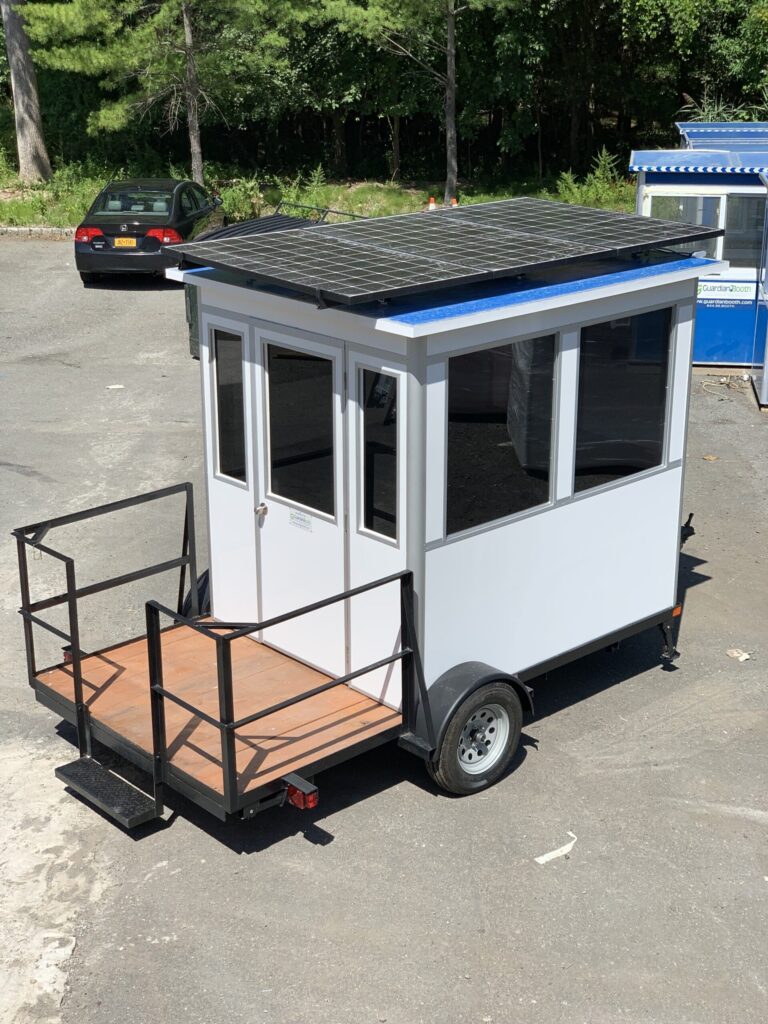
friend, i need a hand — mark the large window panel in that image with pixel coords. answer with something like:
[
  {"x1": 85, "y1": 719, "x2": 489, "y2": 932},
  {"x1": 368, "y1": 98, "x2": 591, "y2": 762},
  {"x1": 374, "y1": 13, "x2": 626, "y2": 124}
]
[
  {"x1": 267, "y1": 344, "x2": 334, "y2": 516},
  {"x1": 213, "y1": 329, "x2": 246, "y2": 482},
  {"x1": 447, "y1": 336, "x2": 556, "y2": 535},
  {"x1": 361, "y1": 370, "x2": 398, "y2": 539},
  {"x1": 574, "y1": 308, "x2": 672, "y2": 493},
  {"x1": 722, "y1": 195, "x2": 766, "y2": 268},
  {"x1": 649, "y1": 195, "x2": 721, "y2": 258}
]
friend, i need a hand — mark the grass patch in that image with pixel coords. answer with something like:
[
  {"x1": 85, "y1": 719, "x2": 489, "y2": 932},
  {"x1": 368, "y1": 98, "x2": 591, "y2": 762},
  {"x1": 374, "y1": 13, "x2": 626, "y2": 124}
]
[{"x1": 0, "y1": 149, "x2": 636, "y2": 227}]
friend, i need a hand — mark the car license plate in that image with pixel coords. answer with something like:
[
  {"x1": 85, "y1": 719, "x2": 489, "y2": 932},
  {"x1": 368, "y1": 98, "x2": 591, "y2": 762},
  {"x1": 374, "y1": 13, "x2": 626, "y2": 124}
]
[{"x1": 114, "y1": 236, "x2": 137, "y2": 248}]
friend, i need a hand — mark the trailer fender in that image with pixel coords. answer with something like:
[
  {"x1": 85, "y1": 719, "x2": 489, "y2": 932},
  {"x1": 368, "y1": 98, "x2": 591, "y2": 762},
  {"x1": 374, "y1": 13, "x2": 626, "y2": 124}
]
[{"x1": 420, "y1": 662, "x2": 534, "y2": 761}]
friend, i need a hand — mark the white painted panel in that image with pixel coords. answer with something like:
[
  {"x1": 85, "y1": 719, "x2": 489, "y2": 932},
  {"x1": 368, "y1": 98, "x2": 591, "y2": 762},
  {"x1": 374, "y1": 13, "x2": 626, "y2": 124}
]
[
  {"x1": 256, "y1": 332, "x2": 346, "y2": 677},
  {"x1": 555, "y1": 330, "x2": 579, "y2": 500},
  {"x1": 424, "y1": 360, "x2": 446, "y2": 543},
  {"x1": 423, "y1": 467, "x2": 683, "y2": 683},
  {"x1": 668, "y1": 300, "x2": 695, "y2": 464},
  {"x1": 347, "y1": 353, "x2": 408, "y2": 709},
  {"x1": 200, "y1": 315, "x2": 259, "y2": 623}
]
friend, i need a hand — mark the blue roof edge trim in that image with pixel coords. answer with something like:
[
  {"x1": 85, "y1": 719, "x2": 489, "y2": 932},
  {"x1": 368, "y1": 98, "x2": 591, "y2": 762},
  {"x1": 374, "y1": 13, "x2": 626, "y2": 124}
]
[
  {"x1": 383, "y1": 257, "x2": 716, "y2": 326},
  {"x1": 630, "y1": 163, "x2": 768, "y2": 174}
]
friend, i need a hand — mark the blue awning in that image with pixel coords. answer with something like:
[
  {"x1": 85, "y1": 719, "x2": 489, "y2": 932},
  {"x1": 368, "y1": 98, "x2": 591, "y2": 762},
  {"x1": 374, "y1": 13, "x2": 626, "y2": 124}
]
[
  {"x1": 630, "y1": 149, "x2": 768, "y2": 175},
  {"x1": 676, "y1": 122, "x2": 768, "y2": 151}
]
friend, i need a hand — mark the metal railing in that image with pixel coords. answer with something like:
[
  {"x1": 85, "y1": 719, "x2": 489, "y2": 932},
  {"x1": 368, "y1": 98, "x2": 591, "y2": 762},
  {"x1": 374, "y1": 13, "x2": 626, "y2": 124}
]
[
  {"x1": 13, "y1": 482, "x2": 198, "y2": 759},
  {"x1": 145, "y1": 569, "x2": 433, "y2": 816}
]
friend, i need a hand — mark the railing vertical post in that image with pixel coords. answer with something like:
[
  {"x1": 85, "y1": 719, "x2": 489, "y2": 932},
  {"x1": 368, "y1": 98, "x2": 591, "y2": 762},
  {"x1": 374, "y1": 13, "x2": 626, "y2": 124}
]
[
  {"x1": 145, "y1": 602, "x2": 167, "y2": 817},
  {"x1": 400, "y1": 572, "x2": 417, "y2": 734},
  {"x1": 176, "y1": 512, "x2": 189, "y2": 616},
  {"x1": 64, "y1": 558, "x2": 90, "y2": 758},
  {"x1": 216, "y1": 636, "x2": 237, "y2": 814},
  {"x1": 400, "y1": 571, "x2": 436, "y2": 749},
  {"x1": 186, "y1": 484, "x2": 200, "y2": 617},
  {"x1": 15, "y1": 535, "x2": 37, "y2": 687}
]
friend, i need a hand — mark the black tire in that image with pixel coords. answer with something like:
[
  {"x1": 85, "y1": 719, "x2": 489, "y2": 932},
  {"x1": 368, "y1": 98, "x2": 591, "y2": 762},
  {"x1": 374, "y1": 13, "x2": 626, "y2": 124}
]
[
  {"x1": 182, "y1": 569, "x2": 211, "y2": 617},
  {"x1": 427, "y1": 682, "x2": 522, "y2": 795},
  {"x1": 79, "y1": 271, "x2": 98, "y2": 285}
]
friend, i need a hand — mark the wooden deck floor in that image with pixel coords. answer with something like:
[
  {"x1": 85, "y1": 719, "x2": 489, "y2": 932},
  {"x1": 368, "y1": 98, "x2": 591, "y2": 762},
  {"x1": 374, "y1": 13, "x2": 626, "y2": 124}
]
[{"x1": 36, "y1": 626, "x2": 401, "y2": 798}]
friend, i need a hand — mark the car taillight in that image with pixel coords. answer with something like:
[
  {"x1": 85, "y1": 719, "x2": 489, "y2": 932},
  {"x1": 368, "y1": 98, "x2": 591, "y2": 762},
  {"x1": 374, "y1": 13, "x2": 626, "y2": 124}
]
[
  {"x1": 146, "y1": 227, "x2": 183, "y2": 244},
  {"x1": 75, "y1": 226, "x2": 104, "y2": 243}
]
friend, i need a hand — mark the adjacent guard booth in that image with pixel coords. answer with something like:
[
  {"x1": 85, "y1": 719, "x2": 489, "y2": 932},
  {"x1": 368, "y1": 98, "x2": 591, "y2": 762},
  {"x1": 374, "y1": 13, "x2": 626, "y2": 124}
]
[
  {"x1": 14, "y1": 198, "x2": 723, "y2": 830},
  {"x1": 631, "y1": 121, "x2": 768, "y2": 404}
]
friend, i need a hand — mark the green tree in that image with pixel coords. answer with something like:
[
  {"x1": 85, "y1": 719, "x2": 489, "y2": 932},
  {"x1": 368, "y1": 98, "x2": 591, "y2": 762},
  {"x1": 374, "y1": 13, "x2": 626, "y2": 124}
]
[
  {"x1": 327, "y1": 0, "x2": 511, "y2": 203},
  {"x1": 24, "y1": 0, "x2": 300, "y2": 183}
]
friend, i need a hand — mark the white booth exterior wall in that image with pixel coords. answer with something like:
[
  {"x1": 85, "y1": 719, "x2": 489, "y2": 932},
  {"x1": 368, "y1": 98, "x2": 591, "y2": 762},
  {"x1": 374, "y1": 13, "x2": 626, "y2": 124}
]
[
  {"x1": 189, "y1": 270, "x2": 697, "y2": 705},
  {"x1": 420, "y1": 282, "x2": 697, "y2": 684}
]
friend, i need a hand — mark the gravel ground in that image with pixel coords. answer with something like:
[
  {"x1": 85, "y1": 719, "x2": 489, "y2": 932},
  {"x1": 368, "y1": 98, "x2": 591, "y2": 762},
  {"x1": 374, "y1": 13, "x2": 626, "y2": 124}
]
[{"x1": 1, "y1": 239, "x2": 766, "y2": 1024}]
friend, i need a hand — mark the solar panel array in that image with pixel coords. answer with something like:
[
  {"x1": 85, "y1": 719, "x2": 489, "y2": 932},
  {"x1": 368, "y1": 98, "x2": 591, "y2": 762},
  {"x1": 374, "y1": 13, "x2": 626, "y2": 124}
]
[{"x1": 169, "y1": 197, "x2": 720, "y2": 305}]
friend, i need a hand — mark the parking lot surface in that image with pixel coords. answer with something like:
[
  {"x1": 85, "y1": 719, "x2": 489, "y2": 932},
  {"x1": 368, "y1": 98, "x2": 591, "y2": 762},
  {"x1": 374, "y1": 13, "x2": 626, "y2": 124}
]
[{"x1": 1, "y1": 239, "x2": 766, "y2": 1024}]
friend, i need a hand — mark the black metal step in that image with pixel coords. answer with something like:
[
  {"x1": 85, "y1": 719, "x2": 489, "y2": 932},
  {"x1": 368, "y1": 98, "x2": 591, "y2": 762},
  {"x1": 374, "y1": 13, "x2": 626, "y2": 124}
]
[
  {"x1": 398, "y1": 732, "x2": 434, "y2": 760},
  {"x1": 55, "y1": 757, "x2": 158, "y2": 829}
]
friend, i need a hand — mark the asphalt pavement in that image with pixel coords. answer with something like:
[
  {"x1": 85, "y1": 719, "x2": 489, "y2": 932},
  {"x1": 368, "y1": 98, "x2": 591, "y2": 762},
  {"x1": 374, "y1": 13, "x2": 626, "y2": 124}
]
[{"x1": 0, "y1": 239, "x2": 766, "y2": 1024}]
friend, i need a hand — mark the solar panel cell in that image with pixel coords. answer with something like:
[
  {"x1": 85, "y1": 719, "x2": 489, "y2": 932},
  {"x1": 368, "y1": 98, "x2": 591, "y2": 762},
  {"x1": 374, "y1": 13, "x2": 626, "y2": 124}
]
[{"x1": 168, "y1": 197, "x2": 720, "y2": 305}]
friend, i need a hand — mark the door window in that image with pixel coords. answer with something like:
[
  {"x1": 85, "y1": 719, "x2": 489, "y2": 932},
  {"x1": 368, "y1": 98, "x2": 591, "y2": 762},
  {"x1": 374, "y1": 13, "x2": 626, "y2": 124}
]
[
  {"x1": 180, "y1": 189, "x2": 199, "y2": 216},
  {"x1": 191, "y1": 184, "x2": 211, "y2": 209},
  {"x1": 213, "y1": 329, "x2": 246, "y2": 482},
  {"x1": 361, "y1": 370, "x2": 397, "y2": 539},
  {"x1": 267, "y1": 344, "x2": 334, "y2": 515}
]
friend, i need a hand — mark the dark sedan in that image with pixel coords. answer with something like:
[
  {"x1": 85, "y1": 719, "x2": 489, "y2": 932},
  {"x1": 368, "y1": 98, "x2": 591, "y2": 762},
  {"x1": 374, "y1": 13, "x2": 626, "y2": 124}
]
[{"x1": 74, "y1": 178, "x2": 224, "y2": 284}]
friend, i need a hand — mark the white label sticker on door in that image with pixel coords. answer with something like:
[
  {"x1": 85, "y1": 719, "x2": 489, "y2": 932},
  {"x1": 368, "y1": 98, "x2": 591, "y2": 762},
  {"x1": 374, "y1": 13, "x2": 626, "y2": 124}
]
[{"x1": 288, "y1": 508, "x2": 313, "y2": 532}]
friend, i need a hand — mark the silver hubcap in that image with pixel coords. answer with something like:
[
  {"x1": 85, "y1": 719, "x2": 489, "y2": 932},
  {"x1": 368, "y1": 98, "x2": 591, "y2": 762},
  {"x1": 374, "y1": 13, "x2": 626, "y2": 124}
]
[{"x1": 457, "y1": 703, "x2": 510, "y2": 775}]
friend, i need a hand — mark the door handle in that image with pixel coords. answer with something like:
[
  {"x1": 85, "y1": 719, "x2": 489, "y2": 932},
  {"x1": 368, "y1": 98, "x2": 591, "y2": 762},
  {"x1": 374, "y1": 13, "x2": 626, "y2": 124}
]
[{"x1": 255, "y1": 503, "x2": 269, "y2": 518}]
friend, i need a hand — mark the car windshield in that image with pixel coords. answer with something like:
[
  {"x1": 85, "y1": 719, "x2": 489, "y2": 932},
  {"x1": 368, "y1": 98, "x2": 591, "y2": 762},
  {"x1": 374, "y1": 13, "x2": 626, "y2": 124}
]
[{"x1": 92, "y1": 189, "x2": 174, "y2": 216}]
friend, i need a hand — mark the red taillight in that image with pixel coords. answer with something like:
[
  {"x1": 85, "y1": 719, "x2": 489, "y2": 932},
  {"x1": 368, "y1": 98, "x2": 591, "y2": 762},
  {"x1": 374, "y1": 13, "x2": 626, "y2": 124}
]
[
  {"x1": 286, "y1": 784, "x2": 319, "y2": 811},
  {"x1": 75, "y1": 225, "x2": 104, "y2": 243},
  {"x1": 146, "y1": 227, "x2": 183, "y2": 245}
]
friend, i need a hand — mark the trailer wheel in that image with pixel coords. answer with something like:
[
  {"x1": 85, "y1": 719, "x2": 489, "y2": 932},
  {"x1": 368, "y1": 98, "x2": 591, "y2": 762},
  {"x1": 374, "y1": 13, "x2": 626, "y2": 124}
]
[{"x1": 427, "y1": 682, "x2": 522, "y2": 795}]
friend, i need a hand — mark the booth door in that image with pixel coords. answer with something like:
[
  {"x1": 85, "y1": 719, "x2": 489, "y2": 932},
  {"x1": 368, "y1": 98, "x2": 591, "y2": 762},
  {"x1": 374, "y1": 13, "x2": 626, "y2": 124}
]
[
  {"x1": 201, "y1": 317, "x2": 259, "y2": 622},
  {"x1": 254, "y1": 334, "x2": 346, "y2": 676}
]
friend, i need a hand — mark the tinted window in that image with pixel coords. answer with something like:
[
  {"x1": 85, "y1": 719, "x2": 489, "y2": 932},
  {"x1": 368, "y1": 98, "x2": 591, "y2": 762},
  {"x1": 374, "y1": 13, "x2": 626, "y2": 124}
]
[
  {"x1": 447, "y1": 337, "x2": 555, "y2": 535},
  {"x1": 192, "y1": 184, "x2": 210, "y2": 207},
  {"x1": 213, "y1": 330, "x2": 246, "y2": 482},
  {"x1": 362, "y1": 370, "x2": 397, "y2": 539},
  {"x1": 92, "y1": 189, "x2": 173, "y2": 215},
  {"x1": 180, "y1": 189, "x2": 199, "y2": 216},
  {"x1": 649, "y1": 195, "x2": 720, "y2": 258},
  {"x1": 268, "y1": 345, "x2": 334, "y2": 515},
  {"x1": 574, "y1": 309, "x2": 672, "y2": 493},
  {"x1": 723, "y1": 195, "x2": 765, "y2": 268}
]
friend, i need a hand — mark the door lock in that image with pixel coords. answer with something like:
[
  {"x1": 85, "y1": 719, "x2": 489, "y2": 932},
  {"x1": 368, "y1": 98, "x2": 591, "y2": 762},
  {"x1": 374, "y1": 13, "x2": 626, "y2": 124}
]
[{"x1": 255, "y1": 503, "x2": 269, "y2": 518}]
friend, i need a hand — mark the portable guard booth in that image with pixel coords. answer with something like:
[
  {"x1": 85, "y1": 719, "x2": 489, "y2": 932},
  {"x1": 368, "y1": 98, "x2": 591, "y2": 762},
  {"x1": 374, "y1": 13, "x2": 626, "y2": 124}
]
[
  {"x1": 15, "y1": 198, "x2": 723, "y2": 829},
  {"x1": 631, "y1": 122, "x2": 768, "y2": 392}
]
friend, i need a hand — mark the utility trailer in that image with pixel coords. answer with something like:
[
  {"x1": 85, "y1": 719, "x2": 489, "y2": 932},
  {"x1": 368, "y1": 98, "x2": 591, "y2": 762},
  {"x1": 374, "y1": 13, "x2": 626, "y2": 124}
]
[{"x1": 15, "y1": 198, "x2": 722, "y2": 830}]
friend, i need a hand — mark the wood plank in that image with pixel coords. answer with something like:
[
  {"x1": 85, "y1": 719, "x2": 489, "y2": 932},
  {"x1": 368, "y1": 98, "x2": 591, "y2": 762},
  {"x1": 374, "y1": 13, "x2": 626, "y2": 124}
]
[{"x1": 37, "y1": 625, "x2": 400, "y2": 799}]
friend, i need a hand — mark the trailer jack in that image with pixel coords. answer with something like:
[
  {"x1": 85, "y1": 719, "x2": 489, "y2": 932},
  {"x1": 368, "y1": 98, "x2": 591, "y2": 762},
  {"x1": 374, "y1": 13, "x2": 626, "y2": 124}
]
[{"x1": 659, "y1": 616, "x2": 681, "y2": 665}]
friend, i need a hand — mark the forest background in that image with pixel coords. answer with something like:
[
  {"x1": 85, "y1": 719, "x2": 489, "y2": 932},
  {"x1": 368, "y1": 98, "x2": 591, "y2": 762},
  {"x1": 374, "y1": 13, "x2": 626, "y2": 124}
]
[{"x1": 2, "y1": 0, "x2": 768, "y2": 225}]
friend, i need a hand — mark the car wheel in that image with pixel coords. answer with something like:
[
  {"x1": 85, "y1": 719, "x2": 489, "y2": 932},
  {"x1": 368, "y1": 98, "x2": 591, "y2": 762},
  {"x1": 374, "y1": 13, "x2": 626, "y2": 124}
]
[
  {"x1": 426, "y1": 682, "x2": 522, "y2": 795},
  {"x1": 79, "y1": 271, "x2": 98, "y2": 285}
]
